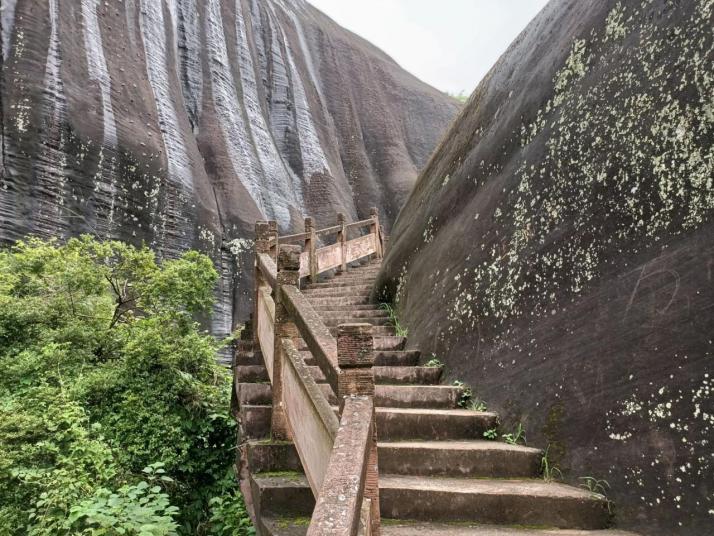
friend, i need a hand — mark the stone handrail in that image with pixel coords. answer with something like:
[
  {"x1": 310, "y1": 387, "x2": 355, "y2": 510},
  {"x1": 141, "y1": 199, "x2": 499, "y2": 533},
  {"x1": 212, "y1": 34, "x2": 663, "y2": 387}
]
[{"x1": 250, "y1": 212, "x2": 383, "y2": 535}]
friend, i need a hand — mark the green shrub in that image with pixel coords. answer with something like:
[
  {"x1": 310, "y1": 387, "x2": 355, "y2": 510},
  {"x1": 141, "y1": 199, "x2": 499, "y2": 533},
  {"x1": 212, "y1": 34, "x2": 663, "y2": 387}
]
[{"x1": 0, "y1": 236, "x2": 251, "y2": 535}]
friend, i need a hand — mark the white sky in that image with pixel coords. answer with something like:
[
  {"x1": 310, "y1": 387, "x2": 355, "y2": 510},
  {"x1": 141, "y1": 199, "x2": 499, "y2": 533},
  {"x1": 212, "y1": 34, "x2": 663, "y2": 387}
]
[{"x1": 308, "y1": 0, "x2": 550, "y2": 95}]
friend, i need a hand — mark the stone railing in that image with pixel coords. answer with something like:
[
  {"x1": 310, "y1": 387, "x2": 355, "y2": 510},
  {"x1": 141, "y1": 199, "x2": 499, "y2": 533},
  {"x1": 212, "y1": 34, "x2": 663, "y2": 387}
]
[{"x1": 252, "y1": 211, "x2": 383, "y2": 535}]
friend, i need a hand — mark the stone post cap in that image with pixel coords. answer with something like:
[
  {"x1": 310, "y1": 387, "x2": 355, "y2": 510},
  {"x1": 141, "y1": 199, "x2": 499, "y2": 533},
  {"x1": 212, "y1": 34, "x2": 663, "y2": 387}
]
[
  {"x1": 370, "y1": 207, "x2": 379, "y2": 217},
  {"x1": 277, "y1": 244, "x2": 302, "y2": 271},
  {"x1": 337, "y1": 212, "x2": 346, "y2": 224},
  {"x1": 304, "y1": 216, "x2": 314, "y2": 231}
]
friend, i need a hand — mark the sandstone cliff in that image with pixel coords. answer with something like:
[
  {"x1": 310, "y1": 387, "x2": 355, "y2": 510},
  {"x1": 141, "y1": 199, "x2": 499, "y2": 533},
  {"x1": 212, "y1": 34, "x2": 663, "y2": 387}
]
[
  {"x1": 377, "y1": 1, "x2": 713, "y2": 534},
  {"x1": 0, "y1": 0, "x2": 459, "y2": 337}
]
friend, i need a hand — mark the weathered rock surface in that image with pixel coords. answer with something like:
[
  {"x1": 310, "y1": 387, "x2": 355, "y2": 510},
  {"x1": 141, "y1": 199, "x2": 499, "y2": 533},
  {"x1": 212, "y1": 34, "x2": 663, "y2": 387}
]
[
  {"x1": 0, "y1": 0, "x2": 459, "y2": 337},
  {"x1": 376, "y1": 1, "x2": 713, "y2": 535}
]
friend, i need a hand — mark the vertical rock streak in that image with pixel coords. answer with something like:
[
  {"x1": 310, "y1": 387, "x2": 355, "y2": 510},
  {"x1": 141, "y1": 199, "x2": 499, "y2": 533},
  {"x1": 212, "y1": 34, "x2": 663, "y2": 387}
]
[
  {"x1": 139, "y1": 0, "x2": 193, "y2": 191},
  {"x1": 35, "y1": 0, "x2": 69, "y2": 238},
  {"x1": 0, "y1": 0, "x2": 18, "y2": 60},
  {"x1": 175, "y1": 0, "x2": 203, "y2": 130},
  {"x1": 235, "y1": 0, "x2": 305, "y2": 217}
]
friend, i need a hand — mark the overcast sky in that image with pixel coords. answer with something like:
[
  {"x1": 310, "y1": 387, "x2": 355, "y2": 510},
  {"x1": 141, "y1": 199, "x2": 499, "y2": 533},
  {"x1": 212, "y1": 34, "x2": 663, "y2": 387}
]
[{"x1": 308, "y1": 0, "x2": 550, "y2": 95}]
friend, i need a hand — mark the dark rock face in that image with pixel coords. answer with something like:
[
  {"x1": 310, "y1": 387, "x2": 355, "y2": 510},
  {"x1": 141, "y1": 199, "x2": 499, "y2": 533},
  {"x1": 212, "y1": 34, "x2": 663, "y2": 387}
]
[
  {"x1": 377, "y1": 1, "x2": 713, "y2": 534},
  {"x1": 0, "y1": 0, "x2": 459, "y2": 338}
]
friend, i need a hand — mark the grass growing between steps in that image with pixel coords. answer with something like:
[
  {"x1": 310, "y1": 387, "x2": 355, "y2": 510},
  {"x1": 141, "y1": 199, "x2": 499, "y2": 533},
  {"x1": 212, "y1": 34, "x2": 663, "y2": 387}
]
[{"x1": 379, "y1": 303, "x2": 409, "y2": 337}]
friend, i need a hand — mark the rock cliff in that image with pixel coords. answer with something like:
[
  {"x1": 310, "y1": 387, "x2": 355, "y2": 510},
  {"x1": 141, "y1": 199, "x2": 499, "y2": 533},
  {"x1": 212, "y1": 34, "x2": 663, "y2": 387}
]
[
  {"x1": 0, "y1": 0, "x2": 459, "y2": 337},
  {"x1": 376, "y1": 1, "x2": 713, "y2": 534}
]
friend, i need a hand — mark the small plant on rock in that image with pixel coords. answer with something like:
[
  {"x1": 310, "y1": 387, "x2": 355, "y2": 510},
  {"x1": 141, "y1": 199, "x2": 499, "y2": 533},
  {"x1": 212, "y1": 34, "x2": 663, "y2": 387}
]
[
  {"x1": 483, "y1": 428, "x2": 499, "y2": 440},
  {"x1": 379, "y1": 303, "x2": 409, "y2": 337},
  {"x1": 452, "y1": 380, "x2": 474, "y2": 408},
  {"x1": 541, "y1": 445, "x2": 564, "y2": 482},
  {"x1": 424, "y1": 355, "x2": 443, "y2": 368},
  {"x1": 502, "y1": 423, "x2": 527, "y2": 446},
  {"x1": 468, "y1": 399, "x2": 488, "y2": 412}
]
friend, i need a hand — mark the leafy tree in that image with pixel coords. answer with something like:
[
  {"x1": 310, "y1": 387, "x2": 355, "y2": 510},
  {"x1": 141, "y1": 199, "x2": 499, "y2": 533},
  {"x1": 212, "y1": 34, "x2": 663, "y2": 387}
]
[{"x1": 0, "y1": 237, "x2": 252, "y2": 535}]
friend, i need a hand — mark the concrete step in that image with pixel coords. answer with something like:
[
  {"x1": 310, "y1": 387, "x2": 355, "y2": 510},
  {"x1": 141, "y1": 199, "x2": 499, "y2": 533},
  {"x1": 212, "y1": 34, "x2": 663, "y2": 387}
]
[
  {"x1": 235, "y1": 365, "x2": 269, "y2": 383},
  {"x1": 250, "y1": 473, "x2": 314, "y2": 517},
  {"x1": 377, "y1": 408, "x2": 498, "y2": 440},
  {"x1": 305, "y1": 278, "x2": 378, "y2": 289},
  {"x1": 236, "y1": 383, "x2": 272, "y2": 406},
  {"x1": 311, "y1": 303, "x2": 380, "y2": 311},
  {"x1": 375, "y1": 350, "x2": 420, "y2": 366},
  {"x1": 322, "y1": 315, "x2": 391, "y2": 327},
  {"x1": 246, "y1": 440, "x2": 302, "y2": 474},
  {"x1": 375, "y1": 336, "x2": 407, "y2": 351},
  {"x1": 315, "y1": 308, "x2": 386, "y2": 318},
  {"x1": 262, "y1": 518, "x2": 638, "y2": 536},
  {"x1": 378, "y1": 440, "x2": 542, "y2": 478},
  {"x1": 380, "y1": 475, "x2": 612, "y2": 529},
  {"x1": 306, "y1": 295, "x2": 372, "y2": 307},
  {"x1": 233, "y1": 350, "x2": 263, "y2": 366},
  {"x1": 330, "y1": 325, "x2": 396, "y2": 336},
  {"x1": 302, "y1": 284, "x2": 372, "y2": 296},
  {"x1": 305, "y1": 365, "x2": 442, "y2": 386},
  {"x1": 374, "y1": 366, "x2": 443, "y2": 385},
  {"x1": 253, "y1": 474, "x2": 613, "y2": 531},
  {"x1": 382, "y1": 522, "x2": 638, "y2": 535},
  {"x1": 375, "y1": 385, "x2": 460, "y2": 409},
  {"x1": 239, "y1": 405, "x2": 271, "y2": 440}
]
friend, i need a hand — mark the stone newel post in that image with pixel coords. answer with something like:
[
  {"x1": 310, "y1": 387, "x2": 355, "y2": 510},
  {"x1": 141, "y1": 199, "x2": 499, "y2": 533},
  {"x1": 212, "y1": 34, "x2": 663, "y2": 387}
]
[
  {"x1": 337, "y1": 323, "x2": 381, "y2": 534},
  {"x1": 369, "y1": 207, "x2": 383, "y2": 260},
  {"x1": 337, "y1": 212, "x2": 347, "y2": 273},
  {"x1": 272, "y1": 244, "x2": 301, "y2": 440}
]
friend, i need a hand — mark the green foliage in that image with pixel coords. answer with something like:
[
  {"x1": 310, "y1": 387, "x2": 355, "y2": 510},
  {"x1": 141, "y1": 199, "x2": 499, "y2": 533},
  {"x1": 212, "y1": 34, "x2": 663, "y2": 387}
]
[
  {"x1": 579, "y1": 476, "x2": 610, "y2": 495},
  {"x1": 452, "y1": 380, "x2": 473, "y2": 408},
  {"x1": 379, "y1": 303, "x2": 409, "y2": 337},
  {"x1": 467, "y1": 399, "x2": 488, "y2": 412},
  {"x1": 424, "y1": 356, "x2": 443, "y2": 368},
  {"x1": 502, "y1": 423, "x2": 527, "y2": 446},
  {"x1": 0, "y1": 237, "x2": 251, "y2": 535},
  {"x1": 483, "y1": 428, "x2": 498, "y2": 440},
  {"x1": 541, "y1": 445, "x2": 563, "y2": 482}
]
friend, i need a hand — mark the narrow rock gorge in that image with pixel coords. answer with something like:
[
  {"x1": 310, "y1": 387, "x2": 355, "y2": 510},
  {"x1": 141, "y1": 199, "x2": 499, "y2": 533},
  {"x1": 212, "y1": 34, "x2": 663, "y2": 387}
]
[
  {"x1": 377, "y1": 1, "x2": 713, "y2": 534},
  {"x1": 0, "y1": 0, "x2": 459, "y2": 339}
]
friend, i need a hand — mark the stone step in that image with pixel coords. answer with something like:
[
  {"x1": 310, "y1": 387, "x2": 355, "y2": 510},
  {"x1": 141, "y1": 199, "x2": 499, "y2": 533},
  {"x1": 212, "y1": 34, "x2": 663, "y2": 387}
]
[
  {"x1": 380, "y1": 475, "x2": 612, "y2": 529},
  {"x1": 237, "y1": 381, "x2": 462, "y2": 417},
  {"x1": 329, "y1": 325, "x2": 396, "y2": 336},
  {"x1": 250, "y1": 473, "x2": 314, "y2": 517},
  {"x1": 322, "y1": 315, "x2": 391, "y2": 327},
  {"x1": 311, "y1": 303, "x2": 381, "y2": 311},
  {"x1": 235, "y1": 365, "x2": 269, "y2": 383},
  {"x1": 302, "y1": 284, "x2": 372, "y2": 296},
  {"x1": 305, "y1": 278, "x2": 378, "y2": 289},
  {"x1": 381, "y1": 522, "x2": 638, "y2": 535},
  {"x1": 262, "y1": 517, "x2": 638, "y2": 536},
  {"x1": 236, "y1": 383, "x2": 272, "y2": 406},
  {"x1": 375, "y1": 336, "x2": 407, "y2": 351},
  {"x1": 316, "y1": 308, "x2": 386, "y2": 318},
  {"x1": 306, "y1": 295, "x2": 372, "y2": 307},
  {"x1": 305, "y1": 365, "x2": 442, "y2": 386},
  {"x1": 378, "y1": 440, "x2": 542, "y2": 478},
  {"x1": 376, "y1": 408, "x2": 498, "y2": 440},
  {"x1": 375, "y1": 350, "x2": 420, "y2": 366},
  {"x1": 246, "y1": 440, "x2": 302, "y2": 474},
  {"x1": 375, "y1": 385, "x2": 460, "y2": 409},
  {"x1": 239, "y1": 405, "x2": 271, "y2": 440},
  {"x1": 233, "y1": 350, "x2": 263, "y2": 366},
  {"x1": 253, "y1": 474, "x2": 613, "y2": 530}
]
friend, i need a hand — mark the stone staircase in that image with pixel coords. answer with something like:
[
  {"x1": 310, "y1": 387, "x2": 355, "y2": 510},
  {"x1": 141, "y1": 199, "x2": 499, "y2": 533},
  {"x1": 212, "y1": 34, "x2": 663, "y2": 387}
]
[{"x1": 234, "y1": 261, "x2": 637, "y2": 535}]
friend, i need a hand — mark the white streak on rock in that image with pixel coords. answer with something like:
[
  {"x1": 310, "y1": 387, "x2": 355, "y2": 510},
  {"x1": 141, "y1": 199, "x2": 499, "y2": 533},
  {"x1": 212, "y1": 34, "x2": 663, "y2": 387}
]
[
  {"x1": 139, "y1": 0, "x2": 193, "y2": 190},
  {"x1": 175, "y1": 0, "x2": 202, "y2": 129},
  {"x1": 35, "y1": 0, "x2": 69, "y2": 236},
  {"x1": 0, "y1": 0, "x2": 18, "y2": 60},
  {"x1": 235, "y1": 1, "x2": 304, "y2": 214},
  {"x1": 81, "y1": 0, "x2": 117, "y2": 147}
]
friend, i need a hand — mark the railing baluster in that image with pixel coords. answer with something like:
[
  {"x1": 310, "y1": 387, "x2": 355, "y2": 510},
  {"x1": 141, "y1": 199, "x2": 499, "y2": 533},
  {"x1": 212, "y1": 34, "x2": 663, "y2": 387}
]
[
  {"x1": 254, "y1": 221, "x2": 272, "y2": 347},
  {"x1": 272, "y1": 244, "x2": 301, "y2": 440},
  {"x1": 305, "y1": 217, "x2": 318, "y2": 284},
  {"x1": 337, "y1": 212, "x2": 347, "y2": 273}
]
